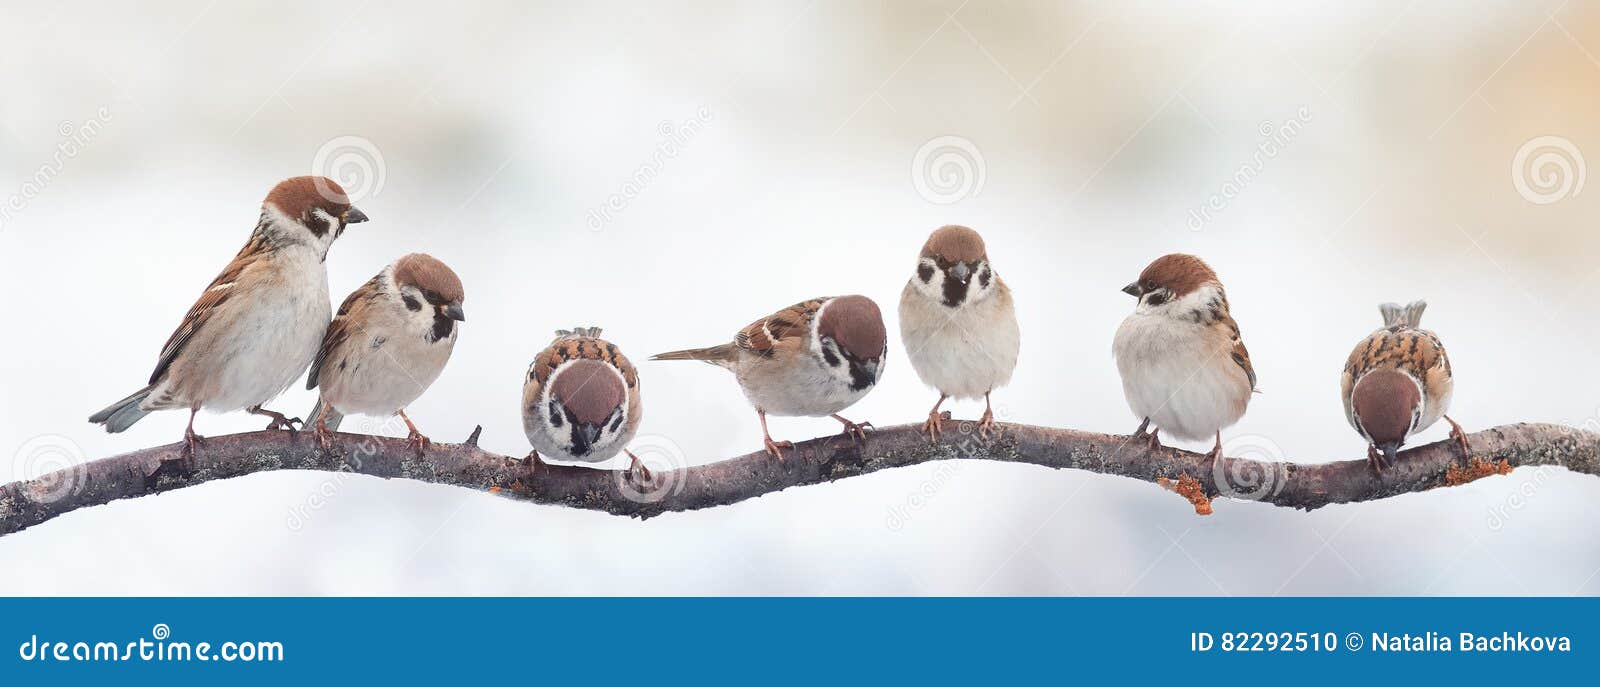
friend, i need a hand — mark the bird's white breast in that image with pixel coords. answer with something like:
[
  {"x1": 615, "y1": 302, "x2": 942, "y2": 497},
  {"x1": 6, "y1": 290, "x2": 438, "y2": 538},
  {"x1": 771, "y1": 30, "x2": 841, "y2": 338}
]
[
  {"x1": 899, "y1": 279, "x2": 1019, "y2": 399},
  {"x1": 201, "y1": 245, "x2": 330, "y2": 411},
  {"x1": 1112, "y1": 310, "x2": 1249, "y2": 442}
]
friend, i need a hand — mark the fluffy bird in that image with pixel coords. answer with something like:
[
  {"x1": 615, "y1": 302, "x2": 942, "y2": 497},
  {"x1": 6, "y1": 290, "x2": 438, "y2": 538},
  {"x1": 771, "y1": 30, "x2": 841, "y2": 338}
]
[
  {"x1": 652, "y1": 296, "x2": 887, "y2": 460},
  {"x1": 89, "y1": 176, "x2": 368, "y2": 455},
  {"x1": 1341, "y1": 300, "x2": 1469, "y2": 473},
  {"x1": 307, "y1": 253, "x2": 466, "y2": 452},
  {"x1": 1112, "y1": 254, "x2": 1256, "y2": 464},
  {"x1": 522, "y1": 328, "x2": 649, "y2": 482},
  {"x1": 899, "y1": 225, "x2": 1020, "y2": 440}
]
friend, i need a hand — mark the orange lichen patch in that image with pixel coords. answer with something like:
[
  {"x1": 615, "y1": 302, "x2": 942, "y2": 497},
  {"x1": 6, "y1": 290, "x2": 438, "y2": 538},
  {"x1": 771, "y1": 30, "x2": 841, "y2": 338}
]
[
  {"x1": 1444, "y1": 457, "x2": 1513, "y2": 486},
  {"x1": 489, "y1": 479, "x2": 531, "y2": 496},
  {"x1": 1158, "y1": 473, "x2": 1213, "y2": 516}
]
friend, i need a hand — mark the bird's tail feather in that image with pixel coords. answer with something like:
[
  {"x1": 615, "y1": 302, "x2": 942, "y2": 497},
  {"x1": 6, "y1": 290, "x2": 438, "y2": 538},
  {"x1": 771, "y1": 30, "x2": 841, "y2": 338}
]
[
  {"x1": 1378, "y1": 300, "x2": 1427, "y2": 328},
  {"x1": 308, "y1": 395, "x2": 345, "y2": 432},
  {"x1": 651, "y1": 344, "x2": 737, "y2": 365},
  {"x1": 88, "y1": 386, "x2": 154, "y2": 433}
]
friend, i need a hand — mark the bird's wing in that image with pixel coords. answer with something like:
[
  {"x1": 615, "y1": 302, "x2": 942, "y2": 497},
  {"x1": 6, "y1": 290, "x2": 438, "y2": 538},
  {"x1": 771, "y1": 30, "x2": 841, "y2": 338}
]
[
  {"x1": 307, "y1": 274, "x2": 384, "y2": 390},
  {"x1": 1341, "y1": 331, "x2": 1383, "y2": 429},
  {"x1": 527, "y1": 331, "x2": 638, "y2": 404},
  {"x1": 735, "y1": 298, "x2": 826, "y2": 358},
  {"x1": 1218, "y1": 310, "x2": 1257, "y2": 391},
  {"x1": 149, "y1": 234, "x2": 272, "y2": 385}
]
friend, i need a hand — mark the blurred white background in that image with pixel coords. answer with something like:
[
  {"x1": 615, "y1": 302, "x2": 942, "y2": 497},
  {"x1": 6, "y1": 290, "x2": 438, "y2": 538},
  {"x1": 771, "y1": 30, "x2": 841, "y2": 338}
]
[{"x1": 2, "y1": 0, "x2": 1599, "y2": 595}]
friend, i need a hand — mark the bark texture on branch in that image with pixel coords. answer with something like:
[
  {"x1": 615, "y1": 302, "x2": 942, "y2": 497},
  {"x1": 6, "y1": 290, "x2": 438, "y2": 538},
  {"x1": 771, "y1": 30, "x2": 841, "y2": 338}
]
[{"x1": 1, "y1": 420, "x2": 1596, "y2": 537}]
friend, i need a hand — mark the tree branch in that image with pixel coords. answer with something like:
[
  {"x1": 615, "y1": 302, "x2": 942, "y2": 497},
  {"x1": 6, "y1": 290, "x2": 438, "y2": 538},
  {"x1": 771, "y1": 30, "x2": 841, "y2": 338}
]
[{"x1": 2, "y1": 419, "x2": 1596, "y2": 537}]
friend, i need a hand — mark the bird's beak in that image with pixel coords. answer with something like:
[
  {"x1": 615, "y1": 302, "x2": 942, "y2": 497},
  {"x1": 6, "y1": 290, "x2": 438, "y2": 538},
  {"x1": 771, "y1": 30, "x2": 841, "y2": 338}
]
[
  {"x1": 1121, "y1": 282, "x2": 1142, "y2": 297},
  {"x1": 949, "y1": 262, "x2": 971, "y2": 285},
  {"x1": 570, "y1": 424, "x2": 600, "y2": 456},
  {"x1": 344, "y1": 207, "x2": 369, "y2": 224},
  {"x1": 444, "y1": 303, "x2": 466, "y2": 322},
  {"x1": 1380, "y1": 442, "x2": 1401, "y2": 466}
]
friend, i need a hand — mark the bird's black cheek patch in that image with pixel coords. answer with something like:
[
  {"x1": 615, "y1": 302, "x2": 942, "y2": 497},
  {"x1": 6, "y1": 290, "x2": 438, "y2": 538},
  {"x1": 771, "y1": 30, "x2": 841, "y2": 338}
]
[
  {"x1": 428, "y1": 315, "x2": 454, "y2": 343},
  {"x1": 609, "y1": 413, "x2": 624, "y2": 432},
  {"x1": 917, "y1": 264, "x2": 934, "y2": 283},
  {"x1": 548, "y1": 401, "x2": 563, "y2": 427},
  {"x1": 822, "y1": 346, "x2": 841, "y2": 367},
  {"x1": 848, "y1": 361, "x2": 874, "y2": 391},
  {"x1": 978, "y1": 266, "x2": 991, "y2": 288},
  {"x1": 403, "y1": 295, "x2": 422, "y2": 312}
]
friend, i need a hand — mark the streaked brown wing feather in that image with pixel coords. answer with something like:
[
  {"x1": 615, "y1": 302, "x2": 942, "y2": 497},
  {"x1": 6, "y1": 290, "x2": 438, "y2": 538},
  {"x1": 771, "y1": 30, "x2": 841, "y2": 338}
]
[
  {"x1": 1219, "y1": 311, "x2": 1257, "y2": 391},
  {"x1": 307, "y1": 276, "x2": 382, "y2": 390},
  {"x1": 529, "y1": 333, "x2": 639, "y2": 401},
  {"x1": 735, "y1": 298, "x2": 825, "y2": 356},
  {"x1": 149, "y1": 234, "x2": 269, "y2": 385},
  {"x1": 1341, "y1": 326, "x2": 1452, "y2": 424}
]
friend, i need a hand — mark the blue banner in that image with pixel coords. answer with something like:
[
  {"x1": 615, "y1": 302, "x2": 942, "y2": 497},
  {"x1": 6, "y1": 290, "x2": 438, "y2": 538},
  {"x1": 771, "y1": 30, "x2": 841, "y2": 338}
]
[{"x1": 1, "y1": 598, "x2": 1591, "y2": 684}]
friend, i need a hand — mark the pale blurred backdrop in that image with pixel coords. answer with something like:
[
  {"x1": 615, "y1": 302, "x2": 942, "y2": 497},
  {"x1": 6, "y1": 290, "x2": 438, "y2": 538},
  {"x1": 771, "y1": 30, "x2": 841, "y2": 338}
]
[{"x1": 2, "y1": 0, "x2": 1599, "y2": 595}]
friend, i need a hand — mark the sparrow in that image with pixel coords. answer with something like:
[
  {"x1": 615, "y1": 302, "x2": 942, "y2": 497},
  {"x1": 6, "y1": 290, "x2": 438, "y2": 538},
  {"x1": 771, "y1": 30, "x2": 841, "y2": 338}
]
[
  {"x1": 89, "y1": 176, "x2": 369, "y2": 456},
  {"x1": 1341, "y1": 300, "x2": 1469, "y2": 473},
  {"x1": 1112, "y1": 254, "x2": 1256, "y2": 465},
  {"x1": 652, "y1": 295, "x2": 887, "y2": 460},
  {"x1": 899, "y1": 225, "x2": 1020, "y2": 441},
  {"x1": 307, "y1": 253, "x2": 466, "y2": 453},
  {"x1": 522, "y1": 327, "x2": 650, "y2": 482}
]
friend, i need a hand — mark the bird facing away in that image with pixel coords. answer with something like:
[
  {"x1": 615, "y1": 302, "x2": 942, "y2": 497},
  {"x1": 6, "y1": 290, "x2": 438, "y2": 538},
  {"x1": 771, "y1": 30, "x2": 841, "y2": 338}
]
[
  {"x1": 898, "y1": 225, "x2": 1020, "y2": 441},
  {"x1": 651, "y1": 295, "x2": 887, "y2": 460},
  {"x1": 89, "y1": 176, "x2": 369, "y2": 457},
  {"x1": 1340, "y1": 300, "x2": 1469, "y2": 473},
  {"x1": 307, "y1": 253, "x2": 466, "y2": 453},
  {"x1": 1112, "y1": 254, "x2": 1256, "y2": 464},
  {"x1": 522, "y1": 328, "x2": 650, "y2": 482}
]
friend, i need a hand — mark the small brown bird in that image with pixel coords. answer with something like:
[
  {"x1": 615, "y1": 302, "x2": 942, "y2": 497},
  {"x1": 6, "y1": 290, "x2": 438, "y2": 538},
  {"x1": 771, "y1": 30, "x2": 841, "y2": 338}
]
[
  {"x1": 899, "y1": 225, "x2": 1020, "y2": 441},
  {"x1": 89, "y1": 176, "x2": 368, "y2": 456},
  {"x1": 652, "y1": 296, "x2": 887, "y2": 460},
  {"x1": 307, "y1": 254, "x2": 466, "y2": 452},
  {"x1": 1341, "y1": 300, "x2": 1469, "y2": 473},
  {"x1": 1112, "y1": 254, "x2": 1256, "y2": 465},
  {"x1": 522, "y1": 328, "x2": 649, "y2": 482}
]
